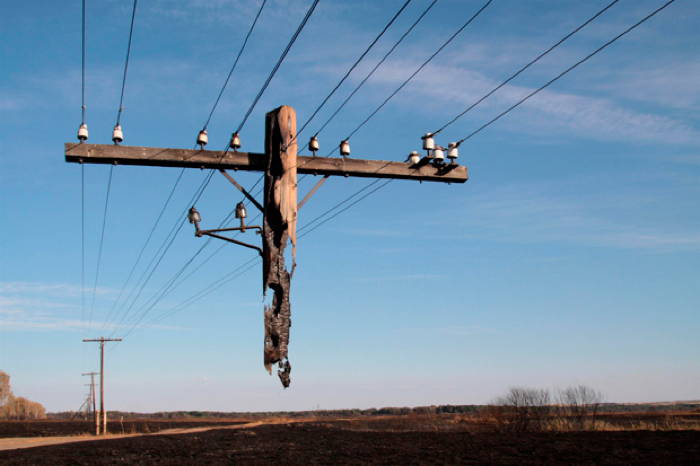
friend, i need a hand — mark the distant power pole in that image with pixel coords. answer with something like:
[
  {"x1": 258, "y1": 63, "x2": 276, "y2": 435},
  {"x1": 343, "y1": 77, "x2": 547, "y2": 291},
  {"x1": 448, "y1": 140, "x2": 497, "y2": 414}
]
[
  {"x1": 83, "y1": 338, "x2": 122, "y2": 435},
  {"x1": 82, "y1": 371, "x2": 99, "y2": 435}
]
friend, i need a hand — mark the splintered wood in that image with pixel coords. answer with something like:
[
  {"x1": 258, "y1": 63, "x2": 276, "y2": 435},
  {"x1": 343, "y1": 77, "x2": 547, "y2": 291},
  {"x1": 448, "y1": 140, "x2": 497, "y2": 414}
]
[{"x1": 262, "y1": 106, "x2": 298, "y2": 388}]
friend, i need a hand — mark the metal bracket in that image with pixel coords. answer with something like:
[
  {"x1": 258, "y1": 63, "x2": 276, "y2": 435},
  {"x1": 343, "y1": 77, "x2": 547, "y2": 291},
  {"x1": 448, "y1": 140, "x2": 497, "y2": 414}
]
[{"x1": 197, "y1": 226, "x2": 263, "y2": 256}]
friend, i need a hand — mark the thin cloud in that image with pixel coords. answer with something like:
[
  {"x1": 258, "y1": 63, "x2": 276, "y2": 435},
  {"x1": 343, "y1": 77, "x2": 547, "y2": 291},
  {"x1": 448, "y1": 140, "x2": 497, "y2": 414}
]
[
  {"x1": 0, "y1": 281, "x2": 113, "y2": 298},
  {"x1": 447, "y1": 184, "x2": 700, "y2": 252},
  {"x1": 362, "y1": 59, "x2": 700, "y2": 146}
]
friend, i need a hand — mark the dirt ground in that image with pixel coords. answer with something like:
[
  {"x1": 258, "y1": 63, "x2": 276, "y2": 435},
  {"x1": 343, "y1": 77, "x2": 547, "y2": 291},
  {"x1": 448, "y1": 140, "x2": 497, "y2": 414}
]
[
  {"x1": 1, "y1": 420, "x2": 699, "y2": 465},
  {"x1": 0, "y1": 419, "x2": 246, "y2": 438}
]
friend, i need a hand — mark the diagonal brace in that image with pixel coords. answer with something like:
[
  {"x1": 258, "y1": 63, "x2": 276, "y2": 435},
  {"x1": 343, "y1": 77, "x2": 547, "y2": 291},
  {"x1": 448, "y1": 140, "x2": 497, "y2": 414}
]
[
  {"x1": 298, "y1": 175, "x2": 329, "y2": 210},
  {"x1": 219, "y1": 169, "x2": 265, "y2": 213}
]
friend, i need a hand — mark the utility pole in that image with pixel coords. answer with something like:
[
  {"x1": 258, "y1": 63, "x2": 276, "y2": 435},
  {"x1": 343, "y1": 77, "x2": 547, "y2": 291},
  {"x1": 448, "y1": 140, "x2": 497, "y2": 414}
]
[
  {"x1": 67, "y1": 105, "x2": 467, "y2": 388},
  {"x1": 82, "y1": 372, "x2": 99, "y2": 435},
  {"x1": 83, "y1": 338, "x2": 122, "y2": 435}
]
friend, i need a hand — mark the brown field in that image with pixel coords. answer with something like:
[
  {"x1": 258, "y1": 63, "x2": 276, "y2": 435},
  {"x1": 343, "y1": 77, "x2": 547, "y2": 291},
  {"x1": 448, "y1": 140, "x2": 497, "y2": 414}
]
[{"x1": 1, "y1": 412, "x2": 699, "y2": 464}]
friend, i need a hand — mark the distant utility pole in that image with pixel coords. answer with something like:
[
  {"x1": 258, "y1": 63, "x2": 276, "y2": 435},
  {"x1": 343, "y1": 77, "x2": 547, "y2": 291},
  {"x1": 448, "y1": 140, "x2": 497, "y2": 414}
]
[
  {"x1": 82, "y1": 371, "x2": 99, "y2": 435},
  {"x1": 83, "y1": 338, "x2": 122, "y2": 435},
  {"x1": 67, "y1": 105, "x2": 467, "y2": 388}
]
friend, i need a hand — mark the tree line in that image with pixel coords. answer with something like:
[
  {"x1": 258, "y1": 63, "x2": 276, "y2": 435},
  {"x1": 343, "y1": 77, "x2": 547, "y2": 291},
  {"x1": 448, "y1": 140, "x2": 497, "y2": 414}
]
[{"x1": 0, "y1": 371, "x2": 46, "y2": 420}]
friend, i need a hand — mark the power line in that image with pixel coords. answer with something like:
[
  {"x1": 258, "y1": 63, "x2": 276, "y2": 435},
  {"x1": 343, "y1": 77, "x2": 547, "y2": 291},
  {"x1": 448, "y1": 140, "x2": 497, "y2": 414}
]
[
  {"x1": 108, "y1": 0, "x2": 315, "y2": 325},
  {"x1": 81, "y1": 0, "x2": 87, "y2": 124},
  {"x1": 88, "y1": 165, "x2": 114, "y2": 327},
  {"x1": 136, "y1": 176, "x2": 395, "y2": 333},
  {"x1": 115, "y1": 0, "x2": 139, "y2": 125},
  {"x1": 105, "y1": 170, "x2": 214, "y2": 331},
  {"x1": 109, "y1": 2, "x2": 267, "y2": 329},
  {"x1": 81, "y1": 165, "x2": 85, "y2": 325},
  {"x1": 313, "y1": 0, "x2": 439, "y2": 138},
  {"x1": 299, "y1": 179, "x2": 393, "y2": 239},
  {"x1": 122, "y1": 255, "x2": 260, "y2": 340},
  {"x1": 341, "y1": 0, "x2": 494, "y2": 143},
  {"x1": 114, "y1": 189, "x2": 264, "y2": 337},
  {"x1": 235, "y1": 0, "x2": 321, "y2": 134},
  {"x1": 101, "y1": 168, "x2": 185, "y2": 329},
  {"x1": 432, "y1": 0, "x2": 621, "y2": 136},
  {"x1": 291, "y1": 0, "x2": 413, "y2": 146},
  {"x1": 202, "y1": 0, "x2": 268, "y2": 131},
  {"x1": 455, "y1": 0, "x2": 677, "y2": 145}
]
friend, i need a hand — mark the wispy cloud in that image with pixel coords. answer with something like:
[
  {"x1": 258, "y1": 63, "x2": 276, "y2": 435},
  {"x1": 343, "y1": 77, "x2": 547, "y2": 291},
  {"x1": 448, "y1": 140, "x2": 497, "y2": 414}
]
[
  {"x1": 0, "y1": 316, "x2": 183, "y2": 332},
  {"x1": 0, "y1": 281, "x2": 112, "y2": 298},
  {"x1": 445, "y1": 183, "x2": 700, "y2": 252},
  {"x1": 361, "y1": 58, "x2": 700, "y2": 146},
  {"x1": 350, "y1": 273, "x2": 444, "y2": 284}
]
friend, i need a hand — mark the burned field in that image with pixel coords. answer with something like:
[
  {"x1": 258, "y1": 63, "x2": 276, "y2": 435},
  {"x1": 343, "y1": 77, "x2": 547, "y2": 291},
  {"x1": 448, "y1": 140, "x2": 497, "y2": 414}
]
[{"x1": 2, "y1": 413, "x2": 699, "y2": 465}]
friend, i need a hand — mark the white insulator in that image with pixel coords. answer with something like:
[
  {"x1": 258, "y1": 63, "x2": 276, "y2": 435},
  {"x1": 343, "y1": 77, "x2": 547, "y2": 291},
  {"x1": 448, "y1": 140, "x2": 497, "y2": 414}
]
[
  {"x1": 408, "y1": 151, "x2": 420, "y2": 165},
  {"x1": 197, "y1": 130, "x2": 208, "y2": 147},
  {"x1": 447, "y1": 142, "x2": 459, "y2": 160},
  {"x1": 230, "y1": 132, "x2": 241, "y2": 150},
  {"x1": 421, "y1": 132, "x2": 435, "y2": 150},
  {"x1": 433, "y1": 146, "x2": 445, "y2": 162},
  {"x1": 308, "y1": 136, "x2": 320, "y2": 153},
  {"x1": 77, "y1": 123, "x2": 89, "y2": 141},
  {"x1": 339, "y1": 139, "x2": 350, "y2": 157},
  {"x1": 112, "y1": 124, "x2": 123, "y2": 144}
]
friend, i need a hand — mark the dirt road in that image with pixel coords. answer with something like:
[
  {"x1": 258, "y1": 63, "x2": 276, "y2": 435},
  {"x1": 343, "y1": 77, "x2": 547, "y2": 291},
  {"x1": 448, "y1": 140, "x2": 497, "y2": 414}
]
[{"x1": 0, "y1": 420, "x2": 269, "y2": 451}]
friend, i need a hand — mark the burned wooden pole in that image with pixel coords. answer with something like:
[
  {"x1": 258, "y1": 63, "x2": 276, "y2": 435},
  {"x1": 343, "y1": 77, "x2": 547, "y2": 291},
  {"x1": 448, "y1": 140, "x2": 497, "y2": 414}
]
[
  {"x1": 66, "y1": 105, "x2": 469, "y2": 390},
  {"x1": 262, "y1": 106, "x2": 297, "y2": 388}
]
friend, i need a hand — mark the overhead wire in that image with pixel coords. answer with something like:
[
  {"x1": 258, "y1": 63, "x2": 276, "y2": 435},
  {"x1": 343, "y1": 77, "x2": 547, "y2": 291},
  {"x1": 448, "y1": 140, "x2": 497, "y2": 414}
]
[
  {"x1": 88, "y1": 165, "x2": 114, "y2": 327},
  {"x1": 100, "y1": 167, "x2": 185, "y2": 330},
  {"x1": 80, "y1": 0, "x2": 87, "y2": 326},
  {"x1": 235, "y1": 0, "x2": 321, "y2": 134},
  {"x1": 312, "y1": 0, "x2": 439, "y2": 138},
  {"x1": 112, "y1": 0, "x2": 678, "y2": 341},
  {"x1": 454, "y1": 0, "x2": 677, "y2": 145},
  {"x1": 81, "y1": 0, "x2": 87, "y2": 125},
  {"x1": 288, "y1": 0, "x2": 414, "y2": 148},
  {"x1": 202, "y1": 0, "x2": 268, "y2": 131},
  {"x1": 133, "y1": 175, "x2": 392, "y2": 333},
  {"x1": 105, "y1": 0, "x2": 280, "y2": 333},
  {"x1": 106, "y1": 170, "x2": 214, "y2": 332},
  {"x1": 340, "y1": 0, "x2": 494, "y2": 145},
  {"x1": 431, "y1": 0, "x2": 621, "y2": 136},
  {"x1": 115, "y1": 0, "x2": 139, "y2": 125},
  {"x1": 113, "y1": 188, "x2": 264, "y2": 337}
]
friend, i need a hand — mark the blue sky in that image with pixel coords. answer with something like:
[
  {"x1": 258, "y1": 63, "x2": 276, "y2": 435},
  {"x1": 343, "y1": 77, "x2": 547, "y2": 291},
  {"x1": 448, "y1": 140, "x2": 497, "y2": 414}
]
[{"x1": 1, "y1": 0, "x2": 698, "y2": 412}]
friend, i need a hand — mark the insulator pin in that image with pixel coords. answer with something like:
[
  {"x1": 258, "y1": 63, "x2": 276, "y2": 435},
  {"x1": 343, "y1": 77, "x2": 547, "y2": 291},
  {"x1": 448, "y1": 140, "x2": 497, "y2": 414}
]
[
  {"x1": 421, "y1": 132, "x2": 435, "y2": 150},
  {"x1": 433, "y1": 146, "x2": 445, "y2": 162},
  {"x1": 339, "y1": 139, "x2": 350, "y2": 157},
  {"x1": 187, "y1": 206, "x2": 201, "y2": 224},
  {"x1": 112, "y1": 124, "x2": 123, "y2": 144},
  {"x1": 230, "y1": 132, "x2": 241, "y2": 150},
  {"x1": 77, "y1": 123, "x2": 89, "y2": 142},
  {"x1": 308, "y1": 136, "x2": 320, "y2": 154},
  {"x1": 197, "y1": 130, "x2": 208, "y2": 148},
  {"x1": 447, "y1": 142, "x2": 459, "y2": 161}
]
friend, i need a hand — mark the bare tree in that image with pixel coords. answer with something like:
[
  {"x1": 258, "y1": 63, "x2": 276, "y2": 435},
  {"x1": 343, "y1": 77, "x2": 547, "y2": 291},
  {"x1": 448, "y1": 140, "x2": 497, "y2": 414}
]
[
  {"x1": 490, "y1": 387, "x2": 551, "y2": 432},
  {"x1": 556, "y1": 385, "x2": 604, "y2": 430}
]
